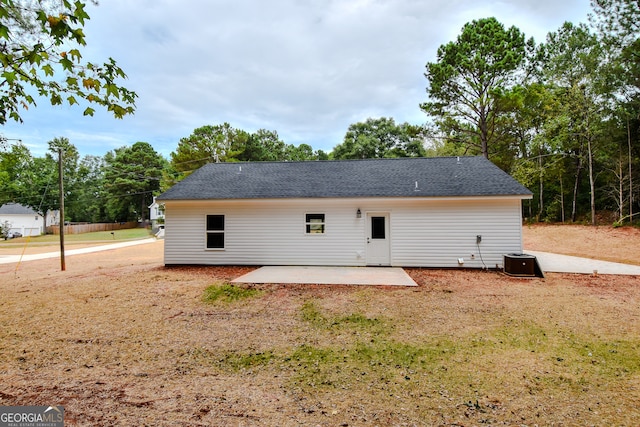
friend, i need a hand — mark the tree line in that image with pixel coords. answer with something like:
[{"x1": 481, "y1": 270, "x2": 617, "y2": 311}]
[
  {"x1": 1, "y1": 0, "x2": 638, "y2": 226},
  {"x1": 0, "y1": 138, "x2": 165, "y2": 224},
  {"x1": 0, "y1": 117, "x2": 428, "y2": 224},
  {"x1": 421, "y1": 2, "x2": 640, "y2": 225}
]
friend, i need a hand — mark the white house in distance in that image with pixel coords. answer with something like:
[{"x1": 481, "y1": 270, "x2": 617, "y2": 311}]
[
  {"x1": 148, "y1": 196, "x2": 165, "y2": 232},
  {"x1": 0, "y1": 203, "x2": 59, "y2": 237},
  {"x1": 157, "y1": 156, "x2": 533, "y2": 268}
]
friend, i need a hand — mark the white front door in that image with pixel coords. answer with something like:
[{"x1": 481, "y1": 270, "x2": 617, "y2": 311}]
[{"x1": 366, "y1": 213, "x2": 390, "y2": 266}]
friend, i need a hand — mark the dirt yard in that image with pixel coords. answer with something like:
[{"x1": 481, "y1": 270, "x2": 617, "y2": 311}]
[
  {"x1": 522, "y1": 223, "x2": 640, "y2": 265},
  {"x1": 0, "y1": 225, "x2": 639, "y2": 426}
]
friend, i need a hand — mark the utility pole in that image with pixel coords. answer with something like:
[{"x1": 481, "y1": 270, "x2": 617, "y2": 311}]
[
  {"x1": 58, "y1": 149, "x2": 65, "y2": 271},
  {"x1": 628, "y1": 116, "x2": 633, "y2": 224}
]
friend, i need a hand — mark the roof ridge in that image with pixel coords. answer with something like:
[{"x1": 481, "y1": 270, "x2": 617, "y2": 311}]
[{"x1": 203, "y1": 155, "x2": 481, "y2": 166}]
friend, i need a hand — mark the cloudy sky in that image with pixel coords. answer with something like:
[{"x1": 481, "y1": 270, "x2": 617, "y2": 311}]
[{"x1": 3, "y1": 0, "x2": 591, "y2": 158}]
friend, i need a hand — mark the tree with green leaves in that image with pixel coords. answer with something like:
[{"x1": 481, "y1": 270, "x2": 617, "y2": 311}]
[
  {"x1": 13, "y1": 138, "x2": 82, "y2": 229},
  {"x1": 421, "y1": 17, "x2": 534, "y2": 160},
  {"x1": 0, "y1": 140, "x2": 30, "y2": 205},
  {"x1": 506, "y1": 83, "x2": 562, "y2": 220},
  {"x1": 0, "y1": 0, "x2": 136, "y2": 124},
  {"x1": 590, "y1": 0, "x2": 640, "y2": 223},
  {"x1": 237, "y1": 129, "x2": 287, "y2": 162},
  {"x1": 331, "y1": 117, "x2": 426, "y2": 159},
  {"x1": 0, "y1": 138, "x2": 82, "y2": 229},
  {"x1": 20, "y1": 154, "x2": 57, "y2": 227},
  {"x1": 590, "y1": 0, "x2": 639, "y2": 93},
  {"x1": 598, "y1": 107, "x2": 634, "y2": 223},
  {"x1": 169, "y1": 123, "x2": 249, "y2": 183},
  {"x1": 46, "y1": 138, "x2": 108, "y2": 223},
  {"x1": 167, "y1": 124, "x2": 328, "y2": 187},
  {"x1": 104, "y1": 142, "x2": 164, "y2": 222},
  {"x1": 540, "y1": 22, "x2": 605, "y2": 224},
  {"x1": 70, "y1": 154, "x2": 106, "y2": 222},
  {"x1": 284, "y1": 143, "x2": 316, "y2": 161}
]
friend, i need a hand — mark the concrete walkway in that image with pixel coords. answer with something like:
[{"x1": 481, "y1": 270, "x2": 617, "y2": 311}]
[
  {"x1": 232, "y1": 266, "x2": 418, "y2": 286},
  {"x1": 525, "y1": 250, "x2": 640, "y2": 275},
  {"x1": 0, "y1": 238, "x2": 157, "y2": 264}
]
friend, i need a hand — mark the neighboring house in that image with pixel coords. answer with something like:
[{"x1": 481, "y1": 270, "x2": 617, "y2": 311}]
[
  {"x1": 0, "y1": 203, "x2": 59, "y2": 237},
  {"x1": 148, "y1": 196, "x2": 165, "y2": 232},
  {"x1": 157, "y1": 156, "x2": 533, "y2": 268}
]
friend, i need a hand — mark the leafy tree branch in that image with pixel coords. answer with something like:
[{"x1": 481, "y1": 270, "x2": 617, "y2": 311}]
[{"x1": 0, "y1": 0, "x2": 136, "y2": 124}]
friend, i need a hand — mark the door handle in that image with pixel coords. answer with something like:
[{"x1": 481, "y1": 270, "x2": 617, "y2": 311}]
[{"x1": 367, "y1": 238, "x2": 370, "y2": 244}]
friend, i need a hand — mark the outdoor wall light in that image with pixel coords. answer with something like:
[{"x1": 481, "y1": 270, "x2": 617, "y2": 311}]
[{"x1": 356, "y1": 208, "x2": 362, "y2": 218}]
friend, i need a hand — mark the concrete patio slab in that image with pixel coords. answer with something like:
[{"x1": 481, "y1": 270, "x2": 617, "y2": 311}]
[{"x1": 231, "y1": 266, "x2": 418, "y2": 286}]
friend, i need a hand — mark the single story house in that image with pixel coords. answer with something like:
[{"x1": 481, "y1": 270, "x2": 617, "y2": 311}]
[
  {"x1": 157, "y1": 156, "x2": 532, "y2": 268},
  {"x1": 0, "y1": 203, "x2": 58, "y2": 237}
]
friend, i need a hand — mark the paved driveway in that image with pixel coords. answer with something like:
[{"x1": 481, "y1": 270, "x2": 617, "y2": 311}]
[
  {"x1": 526, "y1": 250, "x2": 640, "y2": 275},
  {"x1": 0, "y1": 238, "x2": 157, "y2": 264}
]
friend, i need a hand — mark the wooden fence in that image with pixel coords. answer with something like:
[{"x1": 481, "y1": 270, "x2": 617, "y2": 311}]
[{"x1": 47, "y1": 221, "x2": 140, "y2": 235}]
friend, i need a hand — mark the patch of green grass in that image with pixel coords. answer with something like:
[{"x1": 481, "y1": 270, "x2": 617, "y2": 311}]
[
  {"x1": 288, "y1": 344, "x2": 339, "y2": 366},
  {"x1": 334, "y1": 313, "x2": 382, "y2": 328},
  {"x1": 351, "y1": 339, "x2": 453, "y2": 370},
  {"x1": 0, "y1": 228, "x2": 151, "y2": 244},
  {"x1": 460, "y1": 322, "x2": 640, "y2": 395},
  {"x1": 467, "y1": 319, "x2": 551, "y2": 353},
  {"x1": 301, "y1": 300, "x2": 387, "y2": 333},
  {"x1": 470, "y1": 322, "x2": 640, "y2": 378},
  {"x1": 300, "y1": 300, "x2": 327, "y2": 327},
  {"x1": 185, "y1": 323, "x2": 640, "y2": 408},
  {"x1": 68, "y1": 228, "x2": 152, "y2": 241},
  {"x1": 182, "y1": 299, "x2": 640, "y2": 423},
  {"x1": 286, "y1": 344, "x2": 342, "y2": 387},
  {"x1": 282, "y1": 338, "x2": 459, "y2": 390},
  {"x1": 563, "y1": 336, "x2": 640, "y2": 377},
  {"x1": 202, "y1": 283, "x2": 263, "y2": 303},
  {"x1": 219, "y1": 351, "x2": 275, "y2": 371}
]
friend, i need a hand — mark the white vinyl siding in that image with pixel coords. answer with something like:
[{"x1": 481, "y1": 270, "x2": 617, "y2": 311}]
[
  {"x1": 163, "y1": 197, "x2": 524, "y2": 267},
  {"x1": 0, "y1": 213, "x2": 45, "y2": 237},
  {"x1": 388, "y1": 198, "x2": 523, "y2": 268},
  {"x1": 164, "y1": 200, "x2": 365, "y2": 266}
]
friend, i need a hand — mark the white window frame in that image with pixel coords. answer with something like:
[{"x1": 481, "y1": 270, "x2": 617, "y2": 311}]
[
  {"x1": 305, "y1": 213, "x2": 326, "y2": 235},
  {"x1": 205, "y1": 214, "x2": 225, "y2": 250}
]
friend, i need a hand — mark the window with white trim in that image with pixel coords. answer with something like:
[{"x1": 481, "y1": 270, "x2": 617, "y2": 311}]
[
  {"x1": 305, "y1": 213, "x2": 325, "y2": 234},
  {"x1": 206, "y1": 215, "x2": 225, "y2": 248}
]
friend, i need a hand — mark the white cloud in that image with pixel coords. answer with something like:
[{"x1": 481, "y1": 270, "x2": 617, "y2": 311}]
[{"x1": 2, "y1": 0, "x2": 591, "y2": 157}]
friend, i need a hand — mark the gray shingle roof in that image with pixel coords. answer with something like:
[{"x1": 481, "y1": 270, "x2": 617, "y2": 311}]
[
  {"x1": 158, "y1": 156, "x2": 532, "y2": 201},
  {"x1": 0, "y1": 203, "x2": 37, "y2": 215}
]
